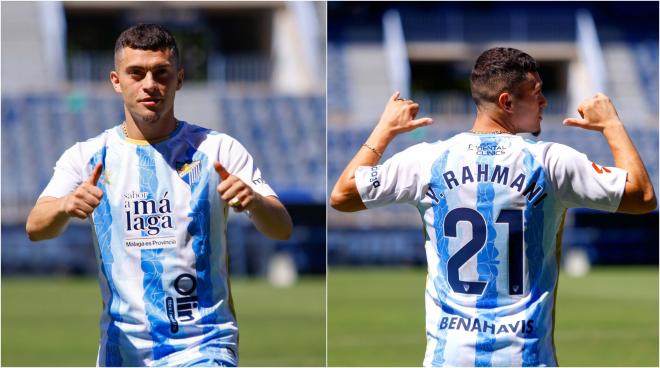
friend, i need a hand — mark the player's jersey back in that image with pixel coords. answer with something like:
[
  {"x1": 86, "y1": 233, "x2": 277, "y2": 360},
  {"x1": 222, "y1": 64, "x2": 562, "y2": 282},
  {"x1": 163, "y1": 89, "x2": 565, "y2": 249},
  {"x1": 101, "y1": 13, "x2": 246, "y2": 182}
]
[
  {"x1": 355, "y1": 132, "x2": 626, "y2": 367},
  {"x1": 41, "y1": 122, "x2": 276, "y2": 366}
]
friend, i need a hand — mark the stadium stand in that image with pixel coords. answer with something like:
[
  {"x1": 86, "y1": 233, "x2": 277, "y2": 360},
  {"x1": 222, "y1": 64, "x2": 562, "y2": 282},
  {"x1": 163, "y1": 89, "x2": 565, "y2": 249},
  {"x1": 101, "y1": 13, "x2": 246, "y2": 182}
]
[{"x1": 1, "y1": 91, "x2": 325, "y2": 275}]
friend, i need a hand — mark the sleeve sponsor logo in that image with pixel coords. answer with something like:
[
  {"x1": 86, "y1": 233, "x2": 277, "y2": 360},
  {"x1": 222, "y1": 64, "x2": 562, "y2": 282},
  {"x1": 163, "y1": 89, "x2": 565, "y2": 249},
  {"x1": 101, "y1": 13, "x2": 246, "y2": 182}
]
[
  {"x1": 369, "y1": 166, "x2": 381, "y2": 188},
  {"x1": 591, "y1": 162, "x2": 612, "y2": 174}
]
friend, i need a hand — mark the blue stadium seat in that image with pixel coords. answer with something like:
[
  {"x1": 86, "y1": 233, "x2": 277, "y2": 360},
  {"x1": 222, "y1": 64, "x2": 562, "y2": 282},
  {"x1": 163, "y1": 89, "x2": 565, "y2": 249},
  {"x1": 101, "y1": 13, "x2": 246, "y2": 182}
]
[
  {"x1": 218, "y1": 93, "x2": 325, "y2": 204},
  {"x1": 632, "y1": 41, "x2": 659, "y2": 118}
]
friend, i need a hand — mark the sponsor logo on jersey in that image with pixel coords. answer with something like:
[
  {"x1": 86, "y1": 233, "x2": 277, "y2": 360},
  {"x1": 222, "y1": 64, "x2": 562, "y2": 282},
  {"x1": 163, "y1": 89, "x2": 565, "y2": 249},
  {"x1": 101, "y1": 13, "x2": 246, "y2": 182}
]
[
  {"x1": 123, "y1": 191, "x2": 176, "y2": 248},
  {"x1": 166, "y1": 273, "x2": 199, "y2": 333},
  {"x1": 176, "y1": 160, "x2": 202, "y2": 185},
  {"x1": 467, "y1": 142, "x2": 510, "y2": 156},
  {"x1": 591, "y1": 162, "x2": 611, "y2": 174},
  {"x1": 438, "y1": 316, "x2": 535, "y2": 335}
]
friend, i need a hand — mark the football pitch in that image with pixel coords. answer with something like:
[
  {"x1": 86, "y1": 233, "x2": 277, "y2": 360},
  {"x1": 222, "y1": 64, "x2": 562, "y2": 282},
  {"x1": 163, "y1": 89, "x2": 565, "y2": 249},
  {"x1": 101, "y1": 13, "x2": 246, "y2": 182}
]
[
  {"x1": 328, "y1": 266, "x2": 658, "y2": 367},
  {"x1": 1, "y1": 275, "x2": 325, "y2": 367}
]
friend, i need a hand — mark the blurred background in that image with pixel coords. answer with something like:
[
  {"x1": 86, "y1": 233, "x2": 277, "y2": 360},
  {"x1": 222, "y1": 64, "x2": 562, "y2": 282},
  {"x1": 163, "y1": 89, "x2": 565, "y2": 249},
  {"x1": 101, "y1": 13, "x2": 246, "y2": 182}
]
[
  {"x1": 327, "y1": 1, "x2": 658, "y2": 366},
  {"x1": 1, "y1": 1, "x2": 325, "y2": 366}
]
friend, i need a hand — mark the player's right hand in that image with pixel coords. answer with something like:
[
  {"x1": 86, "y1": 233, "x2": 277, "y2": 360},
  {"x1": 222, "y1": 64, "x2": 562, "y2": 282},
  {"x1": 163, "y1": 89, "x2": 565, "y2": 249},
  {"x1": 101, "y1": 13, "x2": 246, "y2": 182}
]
[
  {"x1": 562, "y1": 92, "x2": 623, "y2": 132},
  {"x1": 61, "y1": 163, "x2": 104, "y2": 219},
  {"x1": 376, "y1": 91, "x2": 433, "y2": 137}
]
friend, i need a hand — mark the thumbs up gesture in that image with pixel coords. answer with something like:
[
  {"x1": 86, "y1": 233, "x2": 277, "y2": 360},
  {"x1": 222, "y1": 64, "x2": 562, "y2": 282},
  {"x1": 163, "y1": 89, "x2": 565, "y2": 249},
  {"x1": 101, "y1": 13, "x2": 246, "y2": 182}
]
[
  {"x1": 61, "y1": 163, "x2": 105, "y2": 219},
  {"x1": 214, "y1": 161, "x2": 256, "y2": 212}
]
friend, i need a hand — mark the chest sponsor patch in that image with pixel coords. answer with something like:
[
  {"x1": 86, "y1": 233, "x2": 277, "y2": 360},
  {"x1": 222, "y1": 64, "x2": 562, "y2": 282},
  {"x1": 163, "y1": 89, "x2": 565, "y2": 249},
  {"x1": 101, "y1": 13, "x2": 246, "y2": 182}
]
[{"x1": 123, "y1": 190, "x2": 177, "y2": 249}]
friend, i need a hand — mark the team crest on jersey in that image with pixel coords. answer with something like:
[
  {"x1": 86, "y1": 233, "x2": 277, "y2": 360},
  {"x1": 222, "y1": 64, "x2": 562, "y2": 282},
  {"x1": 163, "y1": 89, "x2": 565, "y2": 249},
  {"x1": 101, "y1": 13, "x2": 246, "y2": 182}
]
[{"x1": 176, "y1": 160, "x2": 202, "y2": 185}]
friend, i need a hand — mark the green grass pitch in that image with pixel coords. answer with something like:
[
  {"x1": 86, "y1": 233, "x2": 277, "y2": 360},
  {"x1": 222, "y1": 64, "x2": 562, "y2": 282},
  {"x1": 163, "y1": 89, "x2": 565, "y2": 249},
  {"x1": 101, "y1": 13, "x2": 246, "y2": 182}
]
[
  {"x1": 328, "y1": 266, "x2": 658, "y2": 366},
  {"x1": 1, "y1": 276, "x2": 325, "y2": 367}
]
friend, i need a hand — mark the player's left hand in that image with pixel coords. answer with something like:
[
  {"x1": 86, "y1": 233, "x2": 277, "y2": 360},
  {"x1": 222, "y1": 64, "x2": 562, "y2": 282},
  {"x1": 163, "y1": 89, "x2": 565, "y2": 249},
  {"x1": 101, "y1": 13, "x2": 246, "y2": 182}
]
[
  {"x1": 214, "y1": 161, "x2": 257, "y2": 212},
  {"x1": 376, "y1": 91, "x2": 433, "y2": 138},
  {"x1": 562, "y1": 92, "x2": 623, "y2": 132}
]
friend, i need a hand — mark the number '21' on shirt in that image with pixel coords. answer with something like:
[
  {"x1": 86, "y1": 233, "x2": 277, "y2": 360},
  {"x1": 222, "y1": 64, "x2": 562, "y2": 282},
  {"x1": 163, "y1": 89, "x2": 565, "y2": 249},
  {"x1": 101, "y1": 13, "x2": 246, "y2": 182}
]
[{"x1": 355, "y1": 132, "x2": 626, "y2": 367}]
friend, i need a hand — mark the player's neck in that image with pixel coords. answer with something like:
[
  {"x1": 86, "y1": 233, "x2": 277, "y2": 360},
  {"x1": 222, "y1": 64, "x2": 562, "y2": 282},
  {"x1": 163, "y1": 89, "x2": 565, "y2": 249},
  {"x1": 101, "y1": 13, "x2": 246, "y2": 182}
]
[
  {"x1": 471, "y1": 112, "x2": 515, "y2": 134},
  {"x1": 124, "y1": 112, "x2": 178, "y2": 141}
]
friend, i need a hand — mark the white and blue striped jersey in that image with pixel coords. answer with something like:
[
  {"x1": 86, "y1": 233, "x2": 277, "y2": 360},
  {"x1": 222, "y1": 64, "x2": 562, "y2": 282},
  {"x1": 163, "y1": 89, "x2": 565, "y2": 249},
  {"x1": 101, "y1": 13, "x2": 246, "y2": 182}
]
[
  {"x1": 40, "y1": 121, "x2": 276, "y2": 366},
  {"x1": 355, "y1": 132, "x2": 626, "y2": 367}
]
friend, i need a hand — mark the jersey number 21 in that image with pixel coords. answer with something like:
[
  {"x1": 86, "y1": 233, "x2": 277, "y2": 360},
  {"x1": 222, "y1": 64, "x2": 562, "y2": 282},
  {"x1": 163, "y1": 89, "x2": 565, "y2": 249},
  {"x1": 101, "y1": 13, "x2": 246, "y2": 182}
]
[{"x1": 443, "y1": 207, "x2": 523, "y2": 296}]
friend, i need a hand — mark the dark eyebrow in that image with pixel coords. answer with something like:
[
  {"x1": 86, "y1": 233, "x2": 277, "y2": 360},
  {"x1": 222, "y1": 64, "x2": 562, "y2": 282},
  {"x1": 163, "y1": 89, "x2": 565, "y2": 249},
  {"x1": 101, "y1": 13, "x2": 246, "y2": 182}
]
[
  {"x1": 124, "y1": 62, "x2": 173, "y2": 72},
  {"x1": 125, "y1": 65, "x2": 144, "y2": 73}
]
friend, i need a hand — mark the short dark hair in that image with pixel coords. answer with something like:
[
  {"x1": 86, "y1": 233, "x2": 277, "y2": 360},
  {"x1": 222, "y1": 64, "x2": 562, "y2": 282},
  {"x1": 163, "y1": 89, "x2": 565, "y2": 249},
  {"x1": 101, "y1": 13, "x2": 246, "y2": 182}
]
[
  {"x1": 470, "y1": 47, "x2": 537, "y2": 107},
  {"x1": 114, "y1": 24, "x2": 180, "y2": 68}
]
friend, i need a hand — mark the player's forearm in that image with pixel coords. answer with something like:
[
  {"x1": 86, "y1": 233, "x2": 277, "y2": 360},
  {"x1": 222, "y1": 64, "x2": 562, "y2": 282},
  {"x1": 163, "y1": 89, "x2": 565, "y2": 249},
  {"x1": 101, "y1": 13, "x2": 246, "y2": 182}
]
[
  {"x1": 26, "y1": 197, "x2": 71, "y2": 241},
  {"x1": 602, "y1": 121, "x2": 657, "y2": 213},
  {"x1": 330, "y1": 128, "x2": 393, "y2": 212},
  {"x1": 249, "y1": 195, "x2": 293, "y2": 240}
]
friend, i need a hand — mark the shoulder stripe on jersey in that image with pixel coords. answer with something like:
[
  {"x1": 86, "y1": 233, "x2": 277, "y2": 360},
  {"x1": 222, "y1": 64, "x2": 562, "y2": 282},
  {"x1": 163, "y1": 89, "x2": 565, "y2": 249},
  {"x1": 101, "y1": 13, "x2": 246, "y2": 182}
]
[
  {"x1": 521, "y1": 147, "x2": 552, "y2": 366},
  {"x1": 474, "y1": 136, "x2": 501, "y2": 366},
  {"x1": 429, "y1": 151, "x2": 452, "y2": 366},
  {"x1": 550, "y1": 210, "x2": 566, "y2": 366},
  {"x1": 137, "y1": 145, "x2": 177, "y2": 360},
  {"x1": 90, "y1": 147, "x2": 124, "y2": 366},
  {"x1": 184, "y1": 145, "x2": 234, "y2": 357}
]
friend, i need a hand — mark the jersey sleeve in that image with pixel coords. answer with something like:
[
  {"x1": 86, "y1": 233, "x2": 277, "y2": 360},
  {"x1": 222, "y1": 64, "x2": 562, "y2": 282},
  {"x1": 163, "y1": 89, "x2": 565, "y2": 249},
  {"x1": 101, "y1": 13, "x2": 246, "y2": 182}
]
[
  {"x1": 354, "y1": 143, "x2": 429, "y2": 208},
  {"x1": 39, "y1": 143, "x2": 85, "y2": 199},
  {"x1": 218, "y1": 135, "x2": 277, "y2": 198},
  {"x1": 545, "y1": 142, "x2": 627, "y2": 212}
]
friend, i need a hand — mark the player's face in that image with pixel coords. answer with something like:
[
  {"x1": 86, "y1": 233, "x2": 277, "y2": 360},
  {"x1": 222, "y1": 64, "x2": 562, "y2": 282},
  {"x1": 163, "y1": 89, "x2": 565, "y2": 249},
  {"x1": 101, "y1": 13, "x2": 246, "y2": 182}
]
[
  {"x1": 511, "y1": 72, "x2": 547, "y2": 135},
  {"x1": 111, "y1": 47, "x2": 183, "y2": 126}
]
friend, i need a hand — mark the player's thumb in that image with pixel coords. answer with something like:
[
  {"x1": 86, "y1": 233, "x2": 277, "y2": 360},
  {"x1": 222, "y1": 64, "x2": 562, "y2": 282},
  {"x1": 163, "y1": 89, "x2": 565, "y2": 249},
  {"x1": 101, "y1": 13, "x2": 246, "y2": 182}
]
[
  {"x1": 411, "y1": 117, "x2": 433, "y2": 127},
  {"x1": 87, "y1": 163, "x2": 103, "y2": 186},
  {"x1": 213, "y1": 161, "x2": 230, "y2": 180},
  {"x1": 562, "y1": 118, "x2": 587, "y2": 127}
]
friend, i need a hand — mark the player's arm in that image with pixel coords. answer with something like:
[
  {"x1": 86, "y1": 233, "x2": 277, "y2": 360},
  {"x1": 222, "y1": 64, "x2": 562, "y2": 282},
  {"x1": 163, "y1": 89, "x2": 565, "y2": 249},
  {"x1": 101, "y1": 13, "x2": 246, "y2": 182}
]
[
  {"x1": 214, "y1": 162, "x2": 292, "y2": 240},
  {"x1": 330, "y1": 91, "x2": 433, "y2": 212},
  {"x1": 26, "y1": 163, "x2": 104, "y2": 241},
  {"x1": 563, "y1": 93, "x2": 656, "y2": 214}
]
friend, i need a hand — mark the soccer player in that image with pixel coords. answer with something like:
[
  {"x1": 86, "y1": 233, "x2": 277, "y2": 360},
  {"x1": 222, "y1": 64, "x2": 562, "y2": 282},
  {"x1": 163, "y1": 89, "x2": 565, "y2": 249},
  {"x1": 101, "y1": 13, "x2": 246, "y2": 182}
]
[
  {"x1": 330, "y1": 47, "x2": 656, "y2": 366},
  {"x1": 26, "y1": 24, "x2": 292, "y2": 366}
]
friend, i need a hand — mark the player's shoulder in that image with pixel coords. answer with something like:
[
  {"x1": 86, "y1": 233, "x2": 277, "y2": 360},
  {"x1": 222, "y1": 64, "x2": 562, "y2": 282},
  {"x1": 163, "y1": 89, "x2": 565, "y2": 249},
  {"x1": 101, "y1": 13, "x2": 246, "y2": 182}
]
[
  {"x1": 180, "y1": 121, "x2": 238, "y2": 144},
  {"x1": 388, "y1": 140, "x2": 447, "y2": 168},
  {"x1": 179, "y1": 121, "x2": 253, "y2": 159},
  {"x1": 517, "y1": 135, "x2": 584, "y2": 160},
  {"x1": 65, "y1": 124, "x2": 121, "y2": 160},
  {"x1": 389, "y1": 134, "x2": 469, "y2": 165}
]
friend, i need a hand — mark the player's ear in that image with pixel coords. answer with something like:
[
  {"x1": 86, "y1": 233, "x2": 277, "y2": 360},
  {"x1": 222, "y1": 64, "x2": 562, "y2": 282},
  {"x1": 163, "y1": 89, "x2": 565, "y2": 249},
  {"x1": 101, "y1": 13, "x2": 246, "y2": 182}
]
[
  {"x1": 110, "y1": 71, "x2": 122, "y2": 94},
  {"x1": 498, "y1": 92, "x2": 514, "y2": 113},
  {"x1": 176, "y1": 68, "x2": 184, "y2": 90}
]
